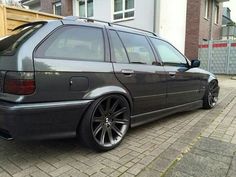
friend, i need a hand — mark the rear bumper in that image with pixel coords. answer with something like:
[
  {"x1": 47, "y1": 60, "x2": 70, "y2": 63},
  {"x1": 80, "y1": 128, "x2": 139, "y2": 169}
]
[{"x1": 0, "y1": 100, "x2": 92, "y2": 140}]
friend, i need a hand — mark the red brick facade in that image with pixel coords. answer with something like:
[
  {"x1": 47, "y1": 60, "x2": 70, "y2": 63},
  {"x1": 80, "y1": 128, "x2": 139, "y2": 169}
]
[
  {"x1": 185, "y1": 0, "x2": 223, "y2": 60},
  {"x1": 40, "y1": 0, "x2": 72, "y2": 16}
]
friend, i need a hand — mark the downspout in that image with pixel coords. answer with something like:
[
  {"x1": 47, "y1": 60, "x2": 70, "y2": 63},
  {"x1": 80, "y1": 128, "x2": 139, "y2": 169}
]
[
  {"x1": 153, "y1": 0, "x2": 157, "y2": 32},
  {"x1": 209, "y1": 0, "x2": 215, "y2": 40},
  {"x1": 154, "y1": 0, "x2": 161, "y2": 34}
]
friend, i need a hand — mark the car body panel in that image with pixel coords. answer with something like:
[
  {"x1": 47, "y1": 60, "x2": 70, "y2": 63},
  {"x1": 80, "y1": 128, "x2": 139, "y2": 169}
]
[{"x1": 0, "y1": 19, "x2": 220, "y2": 141}]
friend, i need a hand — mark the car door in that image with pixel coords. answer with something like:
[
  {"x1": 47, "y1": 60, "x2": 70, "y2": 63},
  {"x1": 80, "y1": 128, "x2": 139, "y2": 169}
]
[
  {"x1": 150, "y1": 38, "x2": 201, "y2": 107},
  {"x1": 108, "y1": 30, "x2": 167, "y2": 115}
]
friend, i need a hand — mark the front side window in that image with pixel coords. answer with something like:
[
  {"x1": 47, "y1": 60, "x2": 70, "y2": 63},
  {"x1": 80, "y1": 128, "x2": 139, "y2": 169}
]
[
  {"x1": 118, "y1": 32, "x2": 156, "y2": 65},
  {"x1": 114, "y1": 0, "x2": 134, "y2": 21},
  {"x1": 53, "y1": 2, "x2": 62, "y2": 15},
  {"x1": 150, "y1": 38, "x2": 187, "y2": 66},
  {"x1": 78, "y1": 0, "x2": 94, "y2": 18},
  {"x1": 35, "y1": 26, "x2": 104, "y2": 62}
]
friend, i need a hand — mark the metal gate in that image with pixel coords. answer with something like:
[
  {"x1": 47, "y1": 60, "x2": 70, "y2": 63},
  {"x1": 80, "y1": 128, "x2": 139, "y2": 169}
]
[{"x1": 198, "y1": 40, "x2": 236, "y2": 74}]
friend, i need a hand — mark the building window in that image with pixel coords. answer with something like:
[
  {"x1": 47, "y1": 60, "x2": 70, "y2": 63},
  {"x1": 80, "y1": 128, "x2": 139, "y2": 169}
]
[
  {"x1": 214, "y1": 3, "x2": 219, "y2": 24},
  {"x1": 204, "y1": 0, "x2": 210, "y2": 19},
  {"x1": 53, "y1": 1, "x2": 62, "y2": 16},
  {"x1": 113, "y1": 0, "x2": 134, "y2": 21},
  {"x1": 78, "y1": 0, "x2": 94, "y2": 18}
]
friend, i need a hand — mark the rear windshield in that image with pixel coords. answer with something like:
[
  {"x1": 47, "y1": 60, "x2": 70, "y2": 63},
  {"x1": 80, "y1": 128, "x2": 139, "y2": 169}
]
[{"x1": 0, "y1": 24, "x2": 43, "y2": 55}]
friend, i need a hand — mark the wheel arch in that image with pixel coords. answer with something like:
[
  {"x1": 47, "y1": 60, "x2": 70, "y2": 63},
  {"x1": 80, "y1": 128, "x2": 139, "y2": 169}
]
[
  {"x1": 82, "y1": 86, "x2": 133, "y2": 112},
  {"x1": 76, "y1": 86, "x2": 133, "y2": 133}
]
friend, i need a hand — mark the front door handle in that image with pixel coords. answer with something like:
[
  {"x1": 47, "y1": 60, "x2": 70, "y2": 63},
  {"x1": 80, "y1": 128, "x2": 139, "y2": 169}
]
[
  {"x1": 169, "y1": 72, "x2": 176, "y2": 78},
  {"x1": 121, "y1": 69, "x2": 134, "y2": 76}
]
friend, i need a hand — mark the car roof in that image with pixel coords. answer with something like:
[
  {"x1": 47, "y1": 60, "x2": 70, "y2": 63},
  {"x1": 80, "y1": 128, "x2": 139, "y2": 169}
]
[{"x1": 61, "y1": 16, "x2": 160, "y2": 38}]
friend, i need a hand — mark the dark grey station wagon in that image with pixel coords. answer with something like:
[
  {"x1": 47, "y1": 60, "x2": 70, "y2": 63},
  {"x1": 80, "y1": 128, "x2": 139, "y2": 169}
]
[{"x1": 0, "y1": 17, "x2": 219, "y2": 151}]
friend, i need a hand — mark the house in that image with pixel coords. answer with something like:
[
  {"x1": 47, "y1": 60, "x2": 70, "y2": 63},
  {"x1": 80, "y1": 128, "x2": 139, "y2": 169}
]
[
  {"x1": 222, "y1": 7, "x2": 233, "y2": 25},
  {"x1": 21, "y1": 0, "x2": 187, "y2": 54},
  {"x1": 185, "y1": 0, "x2": 229, "y2": 60},
  {"x1": 21, "y1": 0, "x2": 40, "y2": 10},
  {"x1": 21, "y1": 0, "x2": 229, "y2": 59},
  {"x1": 221, "y1": 7, "x2": 236, "y2": 40}
]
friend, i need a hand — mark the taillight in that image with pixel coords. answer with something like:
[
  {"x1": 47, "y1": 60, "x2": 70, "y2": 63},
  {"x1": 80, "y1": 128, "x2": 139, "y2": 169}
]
[{"x1": 3, "y1": 72, "x2": 35, "y2": 95}]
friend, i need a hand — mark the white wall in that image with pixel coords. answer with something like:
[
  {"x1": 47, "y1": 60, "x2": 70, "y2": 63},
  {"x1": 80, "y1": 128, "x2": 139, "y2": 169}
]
[
  {"x1": 114, "y1": 0, "x2": 155, "y2": 32},
  {"x1": 156, "y1": 0, "x2": 187, "y2": 53}
]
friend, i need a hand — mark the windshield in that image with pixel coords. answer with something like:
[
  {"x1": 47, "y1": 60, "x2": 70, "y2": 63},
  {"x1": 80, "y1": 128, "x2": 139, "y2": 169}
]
[{"x1": 0, "y1": 23, "x2": 44, "y2": 55}]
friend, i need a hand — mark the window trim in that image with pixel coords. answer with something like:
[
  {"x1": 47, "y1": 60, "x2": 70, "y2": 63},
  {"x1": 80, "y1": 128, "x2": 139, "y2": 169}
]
[
  {"x1": 77, "y1": 0, "x2": 94, "y2": 18},
  {"x1": 53, "y1": 1, "x2": 62, "y2": 15},
  {"x1": 112, "y1": 0, "x2": 135, "y2": 22},
  {"x1": 108, "y1": 29, "x2": 130, "y2": 64},
  {"x1": 149, "y1": 37, "x2": 191, "y2": 68},
  {"x1": 34, "y1": 25, "x2": 106, "y2": 62},
  {"x1": 115, "y1": 30, "x2": 158, "y2": 66},
  {"x1": 204, "y1": 0, "x2": 210, "y2": 19},
  {"x1": 214, "y1": 3, "x2": 220, "y2": 25}
]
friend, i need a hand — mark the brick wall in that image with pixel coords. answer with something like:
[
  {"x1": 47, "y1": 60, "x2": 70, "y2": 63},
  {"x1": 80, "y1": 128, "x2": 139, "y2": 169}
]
[
  {"x1": 40, "y1": 0, "x2": 72, "y2": 16},
  {"x1": 185, "y1": 0, "x2": 223, "y2": 60},
  {"x1": 185, "y1": 0, "x2": 201, "y2": 60}
]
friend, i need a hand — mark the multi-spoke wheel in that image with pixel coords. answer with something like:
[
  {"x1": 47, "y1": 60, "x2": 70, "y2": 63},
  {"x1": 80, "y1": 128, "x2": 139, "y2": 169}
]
[
  {"x1": 203, "y1": 80, "x2": 219, "y2": 109},
  {"x1": 79, "y1": 95, "x2": 130, "y2": 151}
]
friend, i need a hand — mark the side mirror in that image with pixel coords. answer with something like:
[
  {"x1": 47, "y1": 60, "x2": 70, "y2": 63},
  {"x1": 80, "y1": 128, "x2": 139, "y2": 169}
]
[{"x1": 191, "y1": 60, "x2": 200, "y2": 68}]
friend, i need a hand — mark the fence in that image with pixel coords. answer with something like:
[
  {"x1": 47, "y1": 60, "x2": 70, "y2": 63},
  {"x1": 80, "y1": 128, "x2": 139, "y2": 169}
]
[
  {"x1": 0, "y1": 4, "x2": 61, "y2": 37},
  {"x1": 198, "y1": 40, "x2": 236, "y2": 75}
]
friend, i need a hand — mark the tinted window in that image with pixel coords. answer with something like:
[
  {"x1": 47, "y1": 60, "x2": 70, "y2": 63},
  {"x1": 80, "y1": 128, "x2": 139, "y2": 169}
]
[
  {"x1": 0, "y1": 24, "x2": 43, "y2": 55},
  {"x1": 35, "y1": 26, "x2": 105, "y2": 61},
  {"x1": 118, "y1": 32, "x2": 156, "y2": 65},
  {"x1": 109, "y1": 30, "x2": 129, "y2": 63},
  {"x1": 150, "y1": 38, "x2": 187, "y2": 66}
]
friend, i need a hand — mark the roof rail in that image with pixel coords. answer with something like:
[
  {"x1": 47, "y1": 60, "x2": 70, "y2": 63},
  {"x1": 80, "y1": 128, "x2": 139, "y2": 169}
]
[
  {"x1": 63, "y1": 16, "x2": 112, "y2": 26},
  {"x1": 63, "y1": 16, "x2": 158, "y2": 37}
]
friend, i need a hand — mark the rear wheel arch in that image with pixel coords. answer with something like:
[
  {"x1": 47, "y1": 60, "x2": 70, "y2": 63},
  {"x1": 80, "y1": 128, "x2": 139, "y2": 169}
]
[{"x1": 82, "y1": 86, "x2": 133, "y2": 113}]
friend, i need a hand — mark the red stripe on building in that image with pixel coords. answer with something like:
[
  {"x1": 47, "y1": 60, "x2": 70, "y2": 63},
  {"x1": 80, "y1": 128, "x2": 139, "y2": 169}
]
[
  {"x1": 212, "y1": 43, "x2": 227, "y2": 48},
  {"x1": 199, "y1": 44, "x2": 209, "y2": 48},
  {"x1": 231, "y1": 43, "x2": 236, "y2": 47}
]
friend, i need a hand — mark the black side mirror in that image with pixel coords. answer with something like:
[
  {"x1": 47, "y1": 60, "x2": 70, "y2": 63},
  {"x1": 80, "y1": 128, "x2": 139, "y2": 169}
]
[{"x1": 191, "y1": 60, "x2": 200, "y2": 68}]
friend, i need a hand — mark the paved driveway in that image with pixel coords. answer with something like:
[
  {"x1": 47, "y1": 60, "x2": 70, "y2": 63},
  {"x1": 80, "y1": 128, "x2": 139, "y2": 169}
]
[{"x1": 0, "y1": 75, "x2": 235, "y2": 177}]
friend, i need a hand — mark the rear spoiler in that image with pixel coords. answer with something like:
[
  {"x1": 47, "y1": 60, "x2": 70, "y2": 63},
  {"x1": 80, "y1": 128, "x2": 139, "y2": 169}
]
[{"x1": 13, "y1": 21, "x2": 48, "y2": 31}]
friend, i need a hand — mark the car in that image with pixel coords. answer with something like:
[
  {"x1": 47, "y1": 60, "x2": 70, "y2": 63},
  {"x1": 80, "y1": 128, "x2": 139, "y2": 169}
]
[{"x1": 0, "y1": 17, "x2": 219, "y2": 151}]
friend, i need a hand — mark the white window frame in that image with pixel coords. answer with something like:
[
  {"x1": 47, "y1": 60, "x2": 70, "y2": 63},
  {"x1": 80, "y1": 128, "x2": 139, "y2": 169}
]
[
  {"x1": 77, "y1": 0, "x2": 94, "y2": 18},
  {"x1": 112, "y1": 0, "x2": 135, "y2": 22},
  {"x1": 204, "y1": 0, "x2": 210, "y2": 19},
  {"x1": 53, "y1": 2, "x2": 62, "y2": 15},
  {"x1": 214, "y1": 3, "x2": 220, "y2": 24}
]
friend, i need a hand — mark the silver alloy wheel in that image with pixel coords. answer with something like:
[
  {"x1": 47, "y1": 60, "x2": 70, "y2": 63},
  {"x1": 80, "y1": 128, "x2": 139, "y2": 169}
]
[
  {"x1": 208, "y1": 80, "x2": 218, "y2": 108},
  {"x1": 91, "y1": 96, "x2": 130, "y2": 148}
]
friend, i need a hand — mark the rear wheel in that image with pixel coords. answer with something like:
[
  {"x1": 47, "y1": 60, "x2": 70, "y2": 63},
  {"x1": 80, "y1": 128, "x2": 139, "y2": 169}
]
[
  {"x1": 203, "y1": 80, "x2": 219, "y2": 109},
  {"x1": 79, "y1": 95, "x2": 130, "y2": 151}
]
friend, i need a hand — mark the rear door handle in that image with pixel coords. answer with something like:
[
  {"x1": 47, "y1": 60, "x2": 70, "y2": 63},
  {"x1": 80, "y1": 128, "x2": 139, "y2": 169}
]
[
  {"x1": 169, "y1": 72, "x2": 176, "y2": 78},
  {"x1": 121, "y1": 69, "x2": 134, "y2": 76}
]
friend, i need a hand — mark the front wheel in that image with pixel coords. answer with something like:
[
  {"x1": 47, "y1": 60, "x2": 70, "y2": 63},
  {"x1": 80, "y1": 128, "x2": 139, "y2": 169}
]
[
  {"x1": 79, "y1": 95, "x2": 130, "y2": 151},
  {"x1": 203, "y1": 80, "x2": 219, "y2": 109}
]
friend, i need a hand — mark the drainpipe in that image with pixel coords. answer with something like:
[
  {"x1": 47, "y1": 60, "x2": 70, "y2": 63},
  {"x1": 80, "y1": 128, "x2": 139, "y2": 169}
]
[
  {"x1": 209, "y1": 0, "x2": 215, "y2": 40},
  {"x1": 153, "y1": 0, "x2": 157, "y2": 32},
  {"x1": 154, "y1": 0, "x2": 161, "y2": 34}
]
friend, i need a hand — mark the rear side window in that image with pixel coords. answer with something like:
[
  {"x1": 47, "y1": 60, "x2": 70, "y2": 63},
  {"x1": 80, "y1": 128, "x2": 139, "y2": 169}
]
[
  {"x1": 0, "y1": 24, "x2": 43, "y2": 55},
  {"x1": 118, "y1": 31, "x2": 156, "y2": 65},
  {"x1": 35, "y1": 26, "x2": 105, "y2": 61},
  {"x1": 109, "y1": 30, "x2": 129, "y2": 63}
]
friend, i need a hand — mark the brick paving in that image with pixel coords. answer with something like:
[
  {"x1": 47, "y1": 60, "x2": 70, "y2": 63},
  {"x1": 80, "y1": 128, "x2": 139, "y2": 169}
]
[{"x1": 0, "y1": 75, "x2": 235, "y2": 177}]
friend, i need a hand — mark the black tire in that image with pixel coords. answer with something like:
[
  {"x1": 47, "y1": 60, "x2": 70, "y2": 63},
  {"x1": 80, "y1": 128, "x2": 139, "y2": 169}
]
[
  {"x1": 78, "y1": 95, "x2": 130, "y2": 151},
  {"x1": 203, "y1": 80, "x2": 219, "y2": 109}
]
